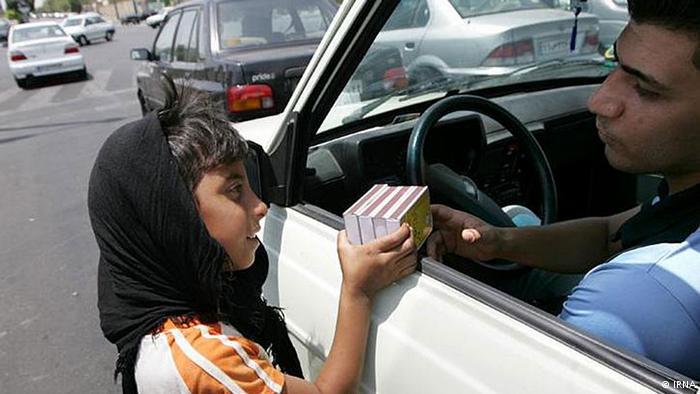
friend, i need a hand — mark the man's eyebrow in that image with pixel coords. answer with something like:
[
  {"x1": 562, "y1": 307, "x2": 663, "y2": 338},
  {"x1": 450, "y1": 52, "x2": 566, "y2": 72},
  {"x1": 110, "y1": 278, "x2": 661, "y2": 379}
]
[{"x1": 614, "y1": 42, "x2": 670, "y2": 91}]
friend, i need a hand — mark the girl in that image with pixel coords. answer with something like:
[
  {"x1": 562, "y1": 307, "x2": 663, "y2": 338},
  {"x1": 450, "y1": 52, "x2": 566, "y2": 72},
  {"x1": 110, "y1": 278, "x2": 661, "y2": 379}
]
[{"x1": 88, "y1": 83, "x2": 417, "y2": 393}]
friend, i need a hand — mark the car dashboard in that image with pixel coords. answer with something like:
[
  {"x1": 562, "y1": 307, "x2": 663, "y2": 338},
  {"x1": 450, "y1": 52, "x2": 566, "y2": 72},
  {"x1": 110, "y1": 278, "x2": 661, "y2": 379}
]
[{"x1": 303, "y1": 86, "x2": 640, "y2": 223}]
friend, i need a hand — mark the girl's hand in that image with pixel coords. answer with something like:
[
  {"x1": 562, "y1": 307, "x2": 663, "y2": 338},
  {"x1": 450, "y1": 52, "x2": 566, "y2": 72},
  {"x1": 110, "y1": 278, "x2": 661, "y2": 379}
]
[{"x1": 337, "y1": 224, "x2": 417, "y2": 300}]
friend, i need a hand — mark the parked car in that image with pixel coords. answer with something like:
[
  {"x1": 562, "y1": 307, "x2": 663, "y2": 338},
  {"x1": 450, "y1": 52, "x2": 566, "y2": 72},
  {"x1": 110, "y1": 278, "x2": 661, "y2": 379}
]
[
  {"x1": 145, "y1": 6, "x2": 173, "y2": 29},
  {"x1": 120, "y1": 13, "x2": 145, "y2": 25},
  {"x1": 229, "y1": 0, "x2": 696, "y2": 391},
  {"x1": 7, "y1": 21, "x2": 86, "y2": 88},
  {"x1": 0, "y1": 18, "x2": 10, "y2": 45},
  {"x1": 373, "y1": 0, "x2": 601, "y2": 84},
  {"x1": 61, "y1": 12, "x2": 115, "y2": 46},
  {"x1": 131, "y1": 0, "x2": 339, "y2": 121}
]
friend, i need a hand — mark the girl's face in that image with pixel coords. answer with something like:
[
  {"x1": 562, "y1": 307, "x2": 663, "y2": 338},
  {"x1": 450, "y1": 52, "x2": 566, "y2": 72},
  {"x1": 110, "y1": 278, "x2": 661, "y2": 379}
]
[{"x1": 193, "y1": 160, "x2": 268, "y2": 271}]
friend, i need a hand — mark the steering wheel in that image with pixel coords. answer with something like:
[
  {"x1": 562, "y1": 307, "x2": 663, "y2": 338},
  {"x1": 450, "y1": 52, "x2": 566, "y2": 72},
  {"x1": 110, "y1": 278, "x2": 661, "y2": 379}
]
[{"x1": 407, "y1": 95, "x2": 557, "y2": 271}]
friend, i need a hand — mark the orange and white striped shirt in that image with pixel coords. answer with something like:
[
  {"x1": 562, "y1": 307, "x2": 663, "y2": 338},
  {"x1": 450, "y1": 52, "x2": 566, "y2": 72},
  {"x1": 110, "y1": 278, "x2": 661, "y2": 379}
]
[{"x1": 134, "y1": 318, "x2": 285, "y2": 394}]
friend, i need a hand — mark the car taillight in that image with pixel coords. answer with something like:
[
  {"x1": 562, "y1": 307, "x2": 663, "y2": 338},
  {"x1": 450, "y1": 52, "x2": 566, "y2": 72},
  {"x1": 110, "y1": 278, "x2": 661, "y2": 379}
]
[
  {"x1": 581, "y1": 31, "x2": 599, "y2": 54},
  {"x1": 227, "y1": 84, "x2": 274, "y2": 113},
  {"x1": 482, "y1": 39, "x2": 534, "y2": 67},
  {"x1": 65, "y1": 45, "x2": 80, "y2": 54},
  {"x1": 10, "y1": 51, "x2": 27, "y2": 61},
  {"x1": 383, "y1": 67, "x2": 409, "y2": 91}
]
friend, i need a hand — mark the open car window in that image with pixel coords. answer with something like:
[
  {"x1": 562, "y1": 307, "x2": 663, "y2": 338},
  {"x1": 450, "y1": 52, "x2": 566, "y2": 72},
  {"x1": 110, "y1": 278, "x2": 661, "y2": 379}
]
[{"x1": 318, "y1": 0, "x2": 613, "y2": 134}]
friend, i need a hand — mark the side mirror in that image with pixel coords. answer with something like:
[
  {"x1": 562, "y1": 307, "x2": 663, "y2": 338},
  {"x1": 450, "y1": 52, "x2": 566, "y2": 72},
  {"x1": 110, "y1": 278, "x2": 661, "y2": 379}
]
[
  {"x1": 245, "y1": 140, "x2": 277, "y2": 205},
  {"x1": 131, "y1": 48, "x2": 152, "y2": 61}
]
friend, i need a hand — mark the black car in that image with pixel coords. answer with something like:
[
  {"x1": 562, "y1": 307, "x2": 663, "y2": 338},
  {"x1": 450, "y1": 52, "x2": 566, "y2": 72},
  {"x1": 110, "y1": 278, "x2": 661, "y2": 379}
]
[{"x1": 131, "y1": 0, "x2": 343, "y2": 122}]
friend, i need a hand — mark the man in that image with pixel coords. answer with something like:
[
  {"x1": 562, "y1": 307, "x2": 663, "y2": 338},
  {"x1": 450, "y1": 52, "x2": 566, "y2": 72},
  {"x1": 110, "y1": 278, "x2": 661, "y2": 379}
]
[{"x1": 427, "y1": 0, "x2": 700, "y2": 379}]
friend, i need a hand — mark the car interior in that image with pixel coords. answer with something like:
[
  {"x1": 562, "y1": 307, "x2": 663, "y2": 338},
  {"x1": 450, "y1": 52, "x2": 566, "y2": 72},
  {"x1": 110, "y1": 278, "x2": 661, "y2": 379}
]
[{"x1": 300, "y1": 83, "x2": 658, "y2": 313}]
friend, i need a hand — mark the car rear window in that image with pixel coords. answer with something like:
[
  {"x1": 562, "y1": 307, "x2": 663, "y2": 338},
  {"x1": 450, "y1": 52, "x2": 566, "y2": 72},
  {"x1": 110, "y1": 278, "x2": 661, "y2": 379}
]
[
  {"x1": 63, "y1": 18, "x2": 83, "y2": 27},
  {"x1": 12, "y1": 25, "x2": 67, "y2": 43},
  {"x1": 216, "y1": 0, "x2": 335, "y2": 50},
  {"x1": 448, "y1": 0, "x2": 550, "y2": 18}
]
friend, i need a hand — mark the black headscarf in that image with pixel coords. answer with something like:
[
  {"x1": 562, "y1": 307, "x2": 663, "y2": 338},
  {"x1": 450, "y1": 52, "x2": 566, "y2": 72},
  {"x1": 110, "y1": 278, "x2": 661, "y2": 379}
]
[
  {"x1": 615, "y1": 179, "x2": 700, "y2": 250},
  {"x1": 88, "y1": 113, "x2": 302, "y2": 393}
]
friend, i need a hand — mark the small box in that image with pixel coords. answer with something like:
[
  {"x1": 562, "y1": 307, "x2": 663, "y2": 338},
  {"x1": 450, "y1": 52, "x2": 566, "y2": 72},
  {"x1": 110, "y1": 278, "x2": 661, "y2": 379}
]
[{"x1": 343, "y1": 184, "x2": 432, "y2": 248}]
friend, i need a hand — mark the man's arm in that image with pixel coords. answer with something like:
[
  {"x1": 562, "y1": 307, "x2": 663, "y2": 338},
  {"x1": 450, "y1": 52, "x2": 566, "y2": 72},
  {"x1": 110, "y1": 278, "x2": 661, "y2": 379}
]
[
  {"x1": 427, "y1": 205, "x2": 640, "y2": 274},
  {"x1": 496, "y1": 206, "x2": 640, "y2": 273}
]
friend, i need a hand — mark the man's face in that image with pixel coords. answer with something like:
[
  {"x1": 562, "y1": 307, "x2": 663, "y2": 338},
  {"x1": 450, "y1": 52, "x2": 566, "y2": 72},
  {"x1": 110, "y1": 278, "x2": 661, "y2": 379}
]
[
  {"x1": 194, "y1": 160, "x2": 267, "y2": 271},
  {"x1": 588, "y1": 22, "x2": 700, "y2": 177}
]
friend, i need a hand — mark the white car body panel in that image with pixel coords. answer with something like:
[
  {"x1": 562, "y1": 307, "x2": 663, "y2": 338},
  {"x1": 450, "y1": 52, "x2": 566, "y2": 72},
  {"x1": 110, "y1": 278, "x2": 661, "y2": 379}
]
[
  {"x1": 7, "y1": 24, "x2": 85, "y2": 80},
  {"x1": 238, "y1": 0, "x2": 681, "y2": 391}
]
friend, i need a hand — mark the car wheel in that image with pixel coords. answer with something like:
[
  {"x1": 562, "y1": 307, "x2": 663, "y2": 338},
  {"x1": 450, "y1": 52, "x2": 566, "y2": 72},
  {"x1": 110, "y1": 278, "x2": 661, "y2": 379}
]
[
  {"x1": 137, "y1": 90, "x2": 149, "y2": 116},
  {"x1": 78, "y1": 35, "x2": 89, "y2": 46},
  {"x1": 105, "y1": 31, "x2": 113, "y2": 41},
  {"x1": 15, "y1": 78, "x2": 28, "y2": 89}
]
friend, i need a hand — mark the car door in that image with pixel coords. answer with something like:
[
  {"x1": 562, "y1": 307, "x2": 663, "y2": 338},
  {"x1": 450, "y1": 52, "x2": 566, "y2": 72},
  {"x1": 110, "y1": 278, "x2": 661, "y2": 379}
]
[
  {"x1": 143, "y1": 10, "x2": 182, "y2": 110},
  {"x1": 84, "y1": 17, "x2": 98, "y2": 41},
  {"x1": 169, "y1": 7, "x2": 202, "y2": 86},
  {"x1": 235, "y1": 0, "x2": 694, "y2": 392},
  {"x1": 375, "y1": 0, "x2": 430, "y2": 71}
]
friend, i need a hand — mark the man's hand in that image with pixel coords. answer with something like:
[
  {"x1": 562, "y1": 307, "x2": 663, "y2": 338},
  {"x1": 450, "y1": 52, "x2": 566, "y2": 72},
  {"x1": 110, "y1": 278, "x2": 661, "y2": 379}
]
[
  {"x1": 426, "y1": 204, "x2": 502, "y2": 262},
  {"x1": 337, "y1": 224, "x2": 417, "y2": 300}
]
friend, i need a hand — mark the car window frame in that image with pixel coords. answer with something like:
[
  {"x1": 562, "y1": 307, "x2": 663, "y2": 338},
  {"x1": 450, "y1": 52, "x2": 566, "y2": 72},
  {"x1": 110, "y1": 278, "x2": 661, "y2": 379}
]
[
  {"x1": 267, "y1": 0, "x2": 695, "y2": 388},
  {"x1": 153, "y1": 10, "x2": 183, "y2": 63},
  {"x1": 172, "y1": 7, "x2": 199, "y2": 63}
]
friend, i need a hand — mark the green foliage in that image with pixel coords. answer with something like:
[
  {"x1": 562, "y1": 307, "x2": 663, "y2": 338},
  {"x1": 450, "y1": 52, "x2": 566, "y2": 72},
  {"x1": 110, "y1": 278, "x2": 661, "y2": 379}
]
[{"x1": 4, "y1": 9, "x2": 21, "y2": 21}]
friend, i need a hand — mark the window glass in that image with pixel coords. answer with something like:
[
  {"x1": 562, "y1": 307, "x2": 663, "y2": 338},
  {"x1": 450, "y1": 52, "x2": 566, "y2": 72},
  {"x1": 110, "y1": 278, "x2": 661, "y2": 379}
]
[
  {"x1": 12, "y1": 25, "x2": 66, "y2": 43},
  {"x1": 384, "y1": 0, "x2": 428, "y2": 30},
  {"x1": 63, "y1": 18, "x2": 82, "y2": 27},
  {"x1": 154, "y1": 12, "x2": 181, "y2": 62},
  {"x1": 174, "y1": 9, "x2": 197, "y2": 62},
  {"x1": 187, "y1": 12, "x2": 202, "y2": 62},
  {"x1": 217, "y1": 0, "x2": 336, "y2": 50}
]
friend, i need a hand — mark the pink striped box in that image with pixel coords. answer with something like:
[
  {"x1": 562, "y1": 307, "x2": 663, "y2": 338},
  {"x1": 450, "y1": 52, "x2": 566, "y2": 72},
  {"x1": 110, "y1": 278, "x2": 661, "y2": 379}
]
[{"x1": 343, "y1": 184, "x2": 433, "y2": 248}]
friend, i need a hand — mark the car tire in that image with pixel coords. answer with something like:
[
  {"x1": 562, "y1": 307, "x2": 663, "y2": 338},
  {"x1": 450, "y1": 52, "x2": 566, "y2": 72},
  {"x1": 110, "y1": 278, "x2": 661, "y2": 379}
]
[
  {"x1": 15, "y1": 78, "x2": 28, "y2": 89},
  {"x1": 78, "y1": 67, "x2": 88, "y2": 81},
  {"x1": 78, "y1": 35, "x2": 89, "y2": 46},
  {"x1": 105, "y1": 31, "x2": 114, "y2": 41}
]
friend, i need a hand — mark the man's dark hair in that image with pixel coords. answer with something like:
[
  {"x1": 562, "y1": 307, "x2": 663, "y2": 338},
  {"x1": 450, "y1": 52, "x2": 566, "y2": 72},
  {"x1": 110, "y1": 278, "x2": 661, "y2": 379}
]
[
  {"x1": 628, "y1": 0, "x2": 700, "y2": 68},
  {"x1": 157, "y1": 76, "x2": 249, "y2": 191}
]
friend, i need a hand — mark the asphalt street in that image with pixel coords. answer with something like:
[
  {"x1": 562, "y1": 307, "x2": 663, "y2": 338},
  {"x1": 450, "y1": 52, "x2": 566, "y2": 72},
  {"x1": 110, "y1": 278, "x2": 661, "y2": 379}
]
[{"x1": 0, "y1": 23, "x2": 158, "y2": 393}]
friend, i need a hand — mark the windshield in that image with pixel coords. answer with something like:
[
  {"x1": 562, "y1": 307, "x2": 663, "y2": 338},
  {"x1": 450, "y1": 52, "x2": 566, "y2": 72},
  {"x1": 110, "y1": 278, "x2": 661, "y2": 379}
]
[
  {"x1": 63, "y1": 18, "x2": 83, "y2": 27},
  {"x1": 320, "y1": 0, "x2": 613, "y2": 133},
  {"x1": 216, "y1": 0, "x2": 336, "y2": 50},
  {"x1": 12, "y1": 25, "x2": 67, "y2": 43}
]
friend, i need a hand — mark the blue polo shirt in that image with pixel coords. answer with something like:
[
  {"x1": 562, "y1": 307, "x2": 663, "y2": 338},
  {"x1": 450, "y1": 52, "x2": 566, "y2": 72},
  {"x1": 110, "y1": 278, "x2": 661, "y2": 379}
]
[{"x1": 560, "y1": 226, "x2": 700, "y2": 378}]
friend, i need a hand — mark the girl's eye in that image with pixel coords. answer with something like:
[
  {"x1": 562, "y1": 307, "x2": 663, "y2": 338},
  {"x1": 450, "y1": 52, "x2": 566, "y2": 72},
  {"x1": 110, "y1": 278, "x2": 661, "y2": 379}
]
[
  {"x1": 634, "y1": 83, "x2": 659, "y2": 99},
  {"x1": 227, "y1": 184, "x2": 243, "y2": 198}
]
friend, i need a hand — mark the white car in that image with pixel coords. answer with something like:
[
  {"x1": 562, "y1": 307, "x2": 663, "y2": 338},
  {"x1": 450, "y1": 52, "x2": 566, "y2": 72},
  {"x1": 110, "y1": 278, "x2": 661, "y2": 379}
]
[
  {"x1": 7, "y1": 21, "x2": 86, "y2": 89},
  {"x1": 230, "y1": 0, "x2": 696, "y2": 391},
  {"x1": 61, "y1": 12, "x2": 115, "y2": 46},
  {"x1": 145, "y1": 7, "x2": 172, "y2": 29}
]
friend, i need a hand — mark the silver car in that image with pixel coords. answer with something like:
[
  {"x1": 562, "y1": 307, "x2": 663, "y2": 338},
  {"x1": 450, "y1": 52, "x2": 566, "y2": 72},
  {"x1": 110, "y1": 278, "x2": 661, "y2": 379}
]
[
  {"x1": 61, "y1": 12, "x2": 116, "y2": 46},
  {"x1": 7, "y1": 22, "x2": 87, "y2": 89},
  {"x1": 376, "y1": 0, "x2": 601, "y2": 81}
]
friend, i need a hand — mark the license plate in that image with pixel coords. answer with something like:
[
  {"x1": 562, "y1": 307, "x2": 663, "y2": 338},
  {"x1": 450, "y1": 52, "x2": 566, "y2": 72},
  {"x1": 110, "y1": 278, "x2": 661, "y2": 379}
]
[
  {"x1": 538, "y1": 37, "x2": 569, "y2": 57},
  {"x1": 37, "y1": 63, "x2": 62, "y2": 72}
]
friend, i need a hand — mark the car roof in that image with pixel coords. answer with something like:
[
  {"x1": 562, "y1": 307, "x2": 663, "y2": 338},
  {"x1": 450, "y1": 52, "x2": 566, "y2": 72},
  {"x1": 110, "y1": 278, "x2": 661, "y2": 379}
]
[{"x1": 11, "y1": 21, "x2": 61, "y2": 30}]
